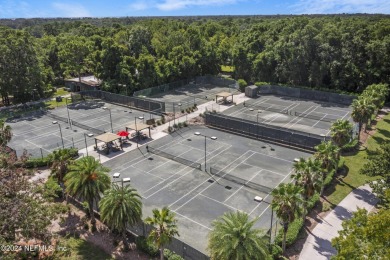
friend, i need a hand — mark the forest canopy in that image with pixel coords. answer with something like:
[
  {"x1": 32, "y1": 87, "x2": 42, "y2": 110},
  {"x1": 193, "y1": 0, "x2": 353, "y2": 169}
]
[{"x1": 0, "y1": 15, "x2": 389, "y2": 104}]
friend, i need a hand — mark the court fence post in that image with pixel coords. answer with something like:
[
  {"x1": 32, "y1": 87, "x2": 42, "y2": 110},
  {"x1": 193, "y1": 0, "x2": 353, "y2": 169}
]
[{"x1": 40, "y1": 148, "x2": 43, "y2": 159}]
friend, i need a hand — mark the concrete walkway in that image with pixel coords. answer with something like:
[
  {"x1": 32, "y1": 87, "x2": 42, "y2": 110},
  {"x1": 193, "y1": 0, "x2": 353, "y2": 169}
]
[{"x1": 299, "y1": 184, "x2": 378, "y2": 260}]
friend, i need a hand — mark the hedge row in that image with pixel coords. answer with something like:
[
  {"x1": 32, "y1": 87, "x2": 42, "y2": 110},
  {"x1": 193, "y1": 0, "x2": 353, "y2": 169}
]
[{"x1": 24, "y1": 148, "x2": 79, "y2": 168}]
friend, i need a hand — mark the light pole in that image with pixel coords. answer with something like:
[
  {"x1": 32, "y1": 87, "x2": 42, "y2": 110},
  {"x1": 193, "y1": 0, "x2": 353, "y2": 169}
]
[
  {"x1": 58, "y1": 123, "x2": 65, "y2": 149},
  {"x1": 65, "y1": 97, "x2": 72, "y2": 129},
  {"x1": 84, "y1": 133, "x2": 88, "y2": 156},
  {"x1": 113, "y1": 173, "x2": 131, "y2": 188},
  {"x1": 194, "y1": 132, "x2": 217, "y2": 172},
  {"x1": 135, "y1": 116, "x2": 144, "y2": 147},
  {"x1": 108, "y1": 108, "x2": 113, "y2": 133}
]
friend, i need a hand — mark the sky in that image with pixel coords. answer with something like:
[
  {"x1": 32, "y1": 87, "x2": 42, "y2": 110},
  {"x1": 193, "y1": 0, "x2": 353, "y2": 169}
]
[{"x1": 0, "y1": 0, "x2": 389, "y2": 18}]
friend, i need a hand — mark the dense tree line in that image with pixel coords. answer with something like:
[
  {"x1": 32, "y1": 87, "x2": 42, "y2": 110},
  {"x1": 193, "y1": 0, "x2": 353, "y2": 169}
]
[{"x1": 0, "y1": 15, "x2": 389, "y2": 105}]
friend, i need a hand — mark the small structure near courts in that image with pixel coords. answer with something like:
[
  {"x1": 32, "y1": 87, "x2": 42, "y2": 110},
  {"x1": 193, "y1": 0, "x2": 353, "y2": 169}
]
[
  {"x1": 215, "y1": 91, "x2": 234, "y2": 104},
  {"x1": 94, "y1": 132, "x2": 122, "y2": 154},
  {"x1": 125, "y1": 122, "x2": 151, "y2": 138}
]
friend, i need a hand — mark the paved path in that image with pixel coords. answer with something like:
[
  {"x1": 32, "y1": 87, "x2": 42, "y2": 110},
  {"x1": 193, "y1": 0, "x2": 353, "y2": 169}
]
[{"x1": 299, "y1": 184, "x2": 378, "y2": 260}]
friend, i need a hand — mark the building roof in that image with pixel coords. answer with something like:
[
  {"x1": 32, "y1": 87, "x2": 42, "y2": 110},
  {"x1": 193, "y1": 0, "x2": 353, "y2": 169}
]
[
  {"x1": 64, "y1": 75, "x2": 102, "y2": 86},
  {"x1": 94, "y1": 132, "x2": 121, "y2": 143},
  {"x1": 216, "y1": 91, "x2": 234, "y2": 98}
]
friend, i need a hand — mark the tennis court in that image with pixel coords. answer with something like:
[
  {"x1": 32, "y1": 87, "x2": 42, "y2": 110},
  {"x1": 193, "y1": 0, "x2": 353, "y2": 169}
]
[
  {"x1": 148, "y1": 83, "x2": 240, "y2": 112},
  {"x1": 6, "y1": 102, "x2": 159, "y2": 158},
  {"x1": 103, "y1": 126, "x2": 311, "y2": 254},
  {"x1": 223, "y1": 95, "x2": 352, "y2": 137}
]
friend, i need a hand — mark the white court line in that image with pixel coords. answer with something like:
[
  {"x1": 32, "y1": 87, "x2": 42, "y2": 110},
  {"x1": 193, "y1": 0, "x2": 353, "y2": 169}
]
[
  {"x1": 311, "y1": 113, "x2": 328, "y2": 128},
  {"x1": 228, "y1": 98, "x2": 270, "y2": 117},
  {"x1": 287, "y1": 106, "x2": 319, "y2": 129},
  {"x1": 262, "y1": 102, "x2": 299, "y2": 124},
  {"x1": 129, "y1": 165, "x2": 165, "y2": 180},
  {"x1": 25, "y1": 139, "x2": 51, "y2": 152},
  {"x1": 172, "y1": 210, "x2": 211, "y2": 230},
  {"x1": 248, "y1": 169, "x2": 294, "y2": 216},
  {"x1": 144, "y1": 144, "x2": 233, "y2": 198},
  {"x1": 199, "y1": 194, "x2": 242, "y2": 212},
  {"x1": 241, "y1": 162, "x2": 286, "y2": 177},
  {"x1": 282, "y1": 105, "x2": 315, "y2": 127},
  {"x1": 224, "y1": 169, "x2": 264, "y2": 203},
  {"x1": 248, "y1": 149, "x2": 294, "y2": 163},
  {"x1": 171, "y1": 151, "x2": 255, "y2": 211}
]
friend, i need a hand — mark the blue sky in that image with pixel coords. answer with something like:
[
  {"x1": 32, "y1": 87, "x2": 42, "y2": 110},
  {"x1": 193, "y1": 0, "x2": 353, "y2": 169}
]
[{"x1": 0, "y1": 0, "x2": 389, "y2": 18}]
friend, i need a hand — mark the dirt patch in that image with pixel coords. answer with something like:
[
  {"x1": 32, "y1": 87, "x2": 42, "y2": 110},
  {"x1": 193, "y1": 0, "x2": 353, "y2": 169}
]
[
  {"x1": 52, "y1": 203, "x2": 149, "y2": 260},
  {"x1": 187, "y1": 116, "x2": 205, "y2": 125}
]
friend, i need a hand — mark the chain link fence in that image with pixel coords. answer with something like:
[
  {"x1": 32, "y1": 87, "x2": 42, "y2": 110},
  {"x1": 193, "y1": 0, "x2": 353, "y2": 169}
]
[{"x1": 205, "y1": 113, "x2": 327, "y2": 151}]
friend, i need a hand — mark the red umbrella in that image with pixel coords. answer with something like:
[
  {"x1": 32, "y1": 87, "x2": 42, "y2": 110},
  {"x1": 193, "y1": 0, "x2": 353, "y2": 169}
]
[{"x1": 117, "y1": 131, "x2": 129, "y2": 137}]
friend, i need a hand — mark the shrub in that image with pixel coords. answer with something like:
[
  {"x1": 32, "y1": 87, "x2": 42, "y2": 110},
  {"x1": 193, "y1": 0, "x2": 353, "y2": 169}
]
[
  {"x1": 275, "y1": 218, "x2": 304, "y2": 247},
  {"x1": 193, "y1": 104, "x2": 197, "y2": 108},
  {"x1": 237, "y1": 79, "x2": 248, "y2": 92},
  {"x1": 43, "y1": 177, "x2": 63, "y2": 200},
  {"x1": 199, "y1": 113, "x2": 204, "y2": 118},
  {"x1": 25, "y1": 157, "x2": 51, "y2": 168},
  {"x1": 271, "y1": 244, "x2": 283, "y2": 259},
  {"x1": 161, "y1": 116, "x2": 166, "y2": 124},
  {"x1": 177, "y1": 122, "x2": 183, "y2": 128},
  {"x1": 181, "y1": 109, "x2": 185, "y2": 113},
  {"x1": 135, "y1": 236, "x2": 159, "y2": 257},
  {"x1": 183, "y1": 122, "x2": 188, "y2": 127},
  {"x1": 168, "y1": 126, "x2": 173, "y2": 133},
  {"x1": 157, "y1": 120, "x2": 162, "y2": 125},
  {"x1": 173, "y1": 124, "x2": 178, "y2": 129},
  {"x1": 255, "y1": 81, "x2": 271, "y2": 86},
  {"x1": 186, "y1": 108, "x2": 191, "y2": 113},
  {"x1": 164, "y1": 249, "x2": 184, "y2": 260},
  {"x1": 324, "y1": 170, "x2": 335, "y2": 187},
  {"x1": 307, "y1": 193, "x2": 320, "y2": 211},
  {"x1": 91, "y1": 225, "x2": 97, "y2": 232},
  {"x1": 341, "y1": 138, "x2": 359, "y2": 153},
  {"x1": 84, "y1": 223, "x2": 89, "y2": 230}
]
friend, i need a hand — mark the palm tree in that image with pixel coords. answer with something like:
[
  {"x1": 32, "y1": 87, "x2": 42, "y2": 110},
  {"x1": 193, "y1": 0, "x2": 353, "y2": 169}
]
[
  {"x1": 64, "y1": 156, "x2": 111, "y2": 228},
  {"x1": 271, "y1": 183, "x2": 303, "y2": 253},
  {"x1": 292, "y1": 158, "x2": 323, "y2": 220},
  {"x1": 145, "y1": 207, "x2": 179, "y2": 260},
  {"x1": 207, "y1": 211, "x2": 270, "y2": 260},
  {"x1": 330, "y1": 119, "x2": 353, "y2": 147},
  {"x1": 49, "y1": 148, "x2": 75, "y2": 187},
  {"x1": 351, "y1": 97, "x2": 375, "y2": 142},
  {"x1": 0, "y1": 119, "x2": 12, "y2": 146},
  {"x1": 314, "y1": 141, "x2": 340, "y2": 195},
  {"x1": 99, "y1": 184, "x2": 142, "y2": 250}
]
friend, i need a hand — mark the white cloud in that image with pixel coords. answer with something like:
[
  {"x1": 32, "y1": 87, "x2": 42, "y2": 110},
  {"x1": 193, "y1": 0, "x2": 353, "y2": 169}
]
[
  {"x1": 156, "y1": 0, "x2": 238, "y2": 11},
  {"x1": 129, "y1": 1, "x2": 151, "y2": 11},
  {"x1": 52, "y1": 2, "x2": 91, "y2": 17},
  {"x1": 0, "y1": 0, "x2": 46, "y2": 18},
  {"x1": 292, "y1": 0, "x2": 390, "y2": 14}
]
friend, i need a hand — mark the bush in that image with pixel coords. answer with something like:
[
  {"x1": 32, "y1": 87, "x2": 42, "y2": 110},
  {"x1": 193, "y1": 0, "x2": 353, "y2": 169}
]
[
  {"x1": 181, "y1": 109, "x2": 185, "y2": 113},
  {"x1": 271, "y1": 244, "x2": 283, "y2": 259},
  {"x1": 255, "y1": 81, "x2": 271, "y2": 86},
  {"x1": 324, "y1": 170, "x2": 335, "y2": 187},
  {"x1": 177, "y1": 122, "x2": 183, "y2": 128},
  {"x1": 275, "y1": 218, "x2": 304, "y2": 247},
  {"x1": 135, "y1": 236, "x2": 159, "y2": 257},
  {"x1": 199, "y1": 113, "x2": 204, "y2": 118},
  {"x1": 237, "y1": 79, "x2": 248, "y2": 92},
  {"x1": 43, "y1": 177, "x2": 63, "y2": 200},
  {"x1": 25, "y1": 157, "x2": 51, "y2": 168},
  {"x1": 164, "y1": 249, "x2": 184, "y2": 260},
  {"x1": 183, "y1": 122, "x2": 188, "y2": 127},
  {"x1": 91, "y1": 225, "x2": 97, "y2": 232},
  {"x1": 168, "y1": 126, "x2": 173, "y2": 133},
  {"x1": 161, "y1": 116, "x2": 166, "y2": 124},
  {"x1": 307, "y1": 193, "x2": 320, "y2": 211},
  {"x1": 173, "y1": 124, "x2": 178, "y2": 129},
  {"x1": 157, "y1": 120, "x2": 161, "y2": 126},
  {"x1": 341, "y1": 138, "x2": 359, "y2": 153}
]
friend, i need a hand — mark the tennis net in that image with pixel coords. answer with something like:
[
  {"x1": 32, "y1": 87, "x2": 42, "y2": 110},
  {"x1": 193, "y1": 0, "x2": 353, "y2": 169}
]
[
  {"x1": 294, "y1": 111, "x2": 335, "y2": 122},
  {"x1": 244, "y1": 103, "x2": 288, "y2": 114},
  {"x1": 210, "y1": 167, "x2": 273, "y2": 194},
  {"x1": 147, "y1": 146, "x2": 202, "y2": 170},
  {"x1": 46, "y1": 112, "x2": 69, "y2": 124},
  {"x1": 71, "y1": 120, "x2": 105, "y2": 135}
]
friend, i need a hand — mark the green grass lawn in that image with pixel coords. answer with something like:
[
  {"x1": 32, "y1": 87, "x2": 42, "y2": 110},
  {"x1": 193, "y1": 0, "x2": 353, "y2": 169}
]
[
  {"x1": 55, "y1": 237, "x2": 114, "y2": 260},
  {"x1": 326, "y1": 112, "x2": 390, "y2": 206},
  {"x1": 45, "y1": 87, "x2": 71, "y2": 109},
  {"x1": 221, "y1": 65, "x2": 234, "y2": 73}
]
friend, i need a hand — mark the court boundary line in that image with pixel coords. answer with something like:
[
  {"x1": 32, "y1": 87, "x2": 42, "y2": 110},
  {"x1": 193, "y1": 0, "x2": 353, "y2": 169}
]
[
  {"x1": 241, "y1": 162, "x2": 287, "y2": 177},
  {"x1": 198, "y1": 193, "x2": 242, "y2": 212},
  {"x1": 223, "y1": 169, "x2": 264, "y2": 203}
]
